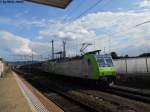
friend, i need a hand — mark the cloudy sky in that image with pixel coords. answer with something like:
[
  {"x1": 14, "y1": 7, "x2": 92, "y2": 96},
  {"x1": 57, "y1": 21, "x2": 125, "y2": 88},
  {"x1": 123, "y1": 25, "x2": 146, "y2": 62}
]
[{"x1": 0, "y1": 0, "x2": 150, "y2": 61}]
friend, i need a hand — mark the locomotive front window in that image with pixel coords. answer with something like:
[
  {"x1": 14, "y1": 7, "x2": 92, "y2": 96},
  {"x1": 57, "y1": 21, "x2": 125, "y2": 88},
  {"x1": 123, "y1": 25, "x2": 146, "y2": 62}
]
[
  {"x1": 97, "y1": 56, "x2": 113, "y2": 67},
  {"x1": 105, "y1": 58, "x2": 113, "y2": 67},
  {"x1": 97, "y1": 58, "x2": 105, "y2": 67}
]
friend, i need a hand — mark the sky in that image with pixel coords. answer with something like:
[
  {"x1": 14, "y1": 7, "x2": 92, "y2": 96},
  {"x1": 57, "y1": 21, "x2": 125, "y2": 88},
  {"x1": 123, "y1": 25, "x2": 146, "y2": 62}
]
[{"x1": 0, "y1": 0, "x2": 150, "y2": 61}]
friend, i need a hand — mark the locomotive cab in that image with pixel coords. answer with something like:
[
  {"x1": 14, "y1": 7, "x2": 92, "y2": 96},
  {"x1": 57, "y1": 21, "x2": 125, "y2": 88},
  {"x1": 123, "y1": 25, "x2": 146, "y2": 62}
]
[
  {"x1": 84, "y1": 50, "x2": 116, "y2": 85},
  {"x1": 96, "y1": 54, "x2": 116, "y2": 84}
]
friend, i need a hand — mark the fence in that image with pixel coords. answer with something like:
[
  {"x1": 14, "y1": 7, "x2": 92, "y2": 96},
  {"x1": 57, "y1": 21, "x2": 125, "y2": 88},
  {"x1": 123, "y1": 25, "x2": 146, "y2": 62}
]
[{"x1": 113, "y1": 57, "x2": 150, "y2": 74}]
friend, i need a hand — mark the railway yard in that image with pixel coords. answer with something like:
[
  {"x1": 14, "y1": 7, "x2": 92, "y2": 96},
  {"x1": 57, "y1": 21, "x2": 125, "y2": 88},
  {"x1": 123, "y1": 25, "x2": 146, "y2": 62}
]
[{"x1": 1, "y1": 0, "x2": 150, "y2": 112}]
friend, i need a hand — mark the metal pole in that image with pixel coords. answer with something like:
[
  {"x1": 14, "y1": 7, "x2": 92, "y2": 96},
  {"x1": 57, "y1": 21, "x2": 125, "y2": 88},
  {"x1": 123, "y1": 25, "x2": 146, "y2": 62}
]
[
  {"x1": 125, "y1": 58, "x2": 128, "y2": 74},
  {"x1": 63, "y1": 40, "x2": 66, "y2": 58},
  {"x1": 51, "y1": 40, "x2": 54, "y2": 59},
  {"x1": 146, "y1": 57, "x2": 149, "y2": 73},
  {"x1": 32, "y1": 52, "x2": 33, "y2": 64},
  {"x1": 104, "y1": 47, "x2": 106, "y2": 54},
  {"x1": 108, "y1": 36, "x2": 111, "y2": 53}
]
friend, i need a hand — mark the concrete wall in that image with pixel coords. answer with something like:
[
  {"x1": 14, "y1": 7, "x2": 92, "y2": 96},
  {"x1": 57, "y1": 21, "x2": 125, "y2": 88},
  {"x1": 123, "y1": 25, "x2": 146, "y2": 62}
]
[{"x1": 113, "y1": 57, "x2": 150, "y2": 74}]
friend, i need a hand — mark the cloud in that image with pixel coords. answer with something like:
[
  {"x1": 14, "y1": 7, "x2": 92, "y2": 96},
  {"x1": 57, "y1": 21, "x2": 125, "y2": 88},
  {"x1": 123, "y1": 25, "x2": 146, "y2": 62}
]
[
  {"x1": 138, "y1": 0, "x2": 150, "y2": 8},
  {"x1": 11, "y1": 45, "x2": 33, "y2": 55},
  {"x1": 0, "y1": 31, "x2": 33, "y2": 55},
  {"x1": 39, "y1": 11, "x2": 150, "y2": 39},
  {"x1": 38, "y1": 10, "x2": 150, "y2": 56},
  {"x1": 0, "y1": 16, "x2": 52, "y2": 28},
  {"x1": 0, "y1": 30, "x2": 63, "y2": 60},
  {"x1": 1, "y1": 8, "x2": 150, "y2": 58},
  {"x1": 15, "y1": 10, "x2": 29, "y2": 18}
]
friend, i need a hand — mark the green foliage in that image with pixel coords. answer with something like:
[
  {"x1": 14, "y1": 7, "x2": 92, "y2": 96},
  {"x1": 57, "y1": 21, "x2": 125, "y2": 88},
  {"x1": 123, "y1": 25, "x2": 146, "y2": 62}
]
[
  {"x1": 110, "y1": 52, "x2": 118, "y2": 59},
  {"x1": 139, "y1": 53, "x2": 150, "y2": 57}
]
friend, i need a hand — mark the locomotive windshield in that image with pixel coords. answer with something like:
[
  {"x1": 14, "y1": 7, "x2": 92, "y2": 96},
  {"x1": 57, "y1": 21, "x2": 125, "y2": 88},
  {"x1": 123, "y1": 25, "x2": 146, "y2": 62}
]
[
  {"x1": 105, "y1": 58, "x2": 113, "y2": 67},
  {"x1": 96, "y1": 55, "x2": 113, "y2": 67}
]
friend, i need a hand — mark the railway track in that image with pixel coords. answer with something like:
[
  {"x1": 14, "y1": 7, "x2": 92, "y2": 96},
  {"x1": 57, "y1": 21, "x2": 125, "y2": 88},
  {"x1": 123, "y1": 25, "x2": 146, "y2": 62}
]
[
  {"x1": 106, "y1": 85, "x2": 150, "y2": 103},
  {"x1": 110, "y1": 85, "x2": 150, "y2": 97},
  {"x1": 22, "y1": 78, "x2": 135, "y2": 112},
  {"x1": 14, "y1": 69, "x2": 150, "y2": 112},
  {"x1": 77, "y1": 89, "x2": 150, "y2": 112},
  {"x1": 14, "y1": 69, "x2": 103, "y2": 112},
  {"x1": 37, "y1": 83, "x2": 96, "y2": 112},
  {"x1": 31, "y1": 79, "x2": 150, "y2": 112}
]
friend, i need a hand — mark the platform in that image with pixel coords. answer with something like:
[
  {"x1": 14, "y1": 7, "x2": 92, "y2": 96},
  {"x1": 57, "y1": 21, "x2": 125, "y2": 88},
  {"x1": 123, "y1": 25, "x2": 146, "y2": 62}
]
[
  {"x1": 0, "y1": 72, "x2": 33, "y2": 112},
  {"x1": 0, "y1": 71, "x2": 63, "y2": 112}
]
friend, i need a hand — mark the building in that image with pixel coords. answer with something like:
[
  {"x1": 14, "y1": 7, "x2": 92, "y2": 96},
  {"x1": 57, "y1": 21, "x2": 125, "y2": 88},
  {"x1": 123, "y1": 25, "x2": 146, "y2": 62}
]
[
  {"x1": 0, "y1": 58, "x2": 4, "y2": 77},
  {"x1": 25, "y1": 0, "x2": 72, "y2": 9}
]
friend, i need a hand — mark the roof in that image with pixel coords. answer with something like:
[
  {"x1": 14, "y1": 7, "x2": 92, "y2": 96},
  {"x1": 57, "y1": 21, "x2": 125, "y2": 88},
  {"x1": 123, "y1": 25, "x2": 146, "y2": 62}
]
[
  {"x1": 25, "y1": 0, "x2": 72, "y2": 9},
  {"x1": 85, "y1": 50, "x2": 101, "y2": 55}
]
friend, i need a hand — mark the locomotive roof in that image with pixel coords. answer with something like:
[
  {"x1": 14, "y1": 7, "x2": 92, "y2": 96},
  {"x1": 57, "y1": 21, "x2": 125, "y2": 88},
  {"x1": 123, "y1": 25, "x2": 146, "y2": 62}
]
[
  {"x1": 85, "y1": 50, "x2": 101, "y2": 55},
  {"x1": 96, "y1": 54, "x2": 112, "y2": 58}
]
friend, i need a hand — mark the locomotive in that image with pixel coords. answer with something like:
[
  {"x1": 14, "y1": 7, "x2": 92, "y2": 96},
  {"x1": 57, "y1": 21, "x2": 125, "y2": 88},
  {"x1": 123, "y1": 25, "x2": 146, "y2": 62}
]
[
  {"x1": 18, "y1": 50, "x2": 116, "y2": 86},
  {"x1": 40, "y1": 50, "x2": 116, "y2": 85}
]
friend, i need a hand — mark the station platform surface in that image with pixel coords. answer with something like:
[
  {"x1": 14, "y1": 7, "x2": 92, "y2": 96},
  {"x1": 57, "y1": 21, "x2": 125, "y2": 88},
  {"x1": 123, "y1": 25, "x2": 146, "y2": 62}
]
[
  {"x1": 0, "y1": 72, "x2": 32, "y2": 112},
  {"x1": 0, "y1": 71, "x2": 63, "y2": 112}
]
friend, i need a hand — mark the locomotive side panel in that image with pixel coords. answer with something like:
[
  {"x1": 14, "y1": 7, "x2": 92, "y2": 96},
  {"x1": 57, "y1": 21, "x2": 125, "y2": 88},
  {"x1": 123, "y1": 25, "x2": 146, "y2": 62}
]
[
  {"x1": 53, "y1": 59, "x2": 93, "y2": 79},
  {"x1": 42, "y1": 59, "x2": 93, "y2": 79}
]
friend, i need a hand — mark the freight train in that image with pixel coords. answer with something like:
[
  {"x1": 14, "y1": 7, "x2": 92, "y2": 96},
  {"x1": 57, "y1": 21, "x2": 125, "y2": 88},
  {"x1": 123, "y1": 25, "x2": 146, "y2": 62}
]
[{"x1": 19, "y1": 50, "x2": 116, "y2": 86}]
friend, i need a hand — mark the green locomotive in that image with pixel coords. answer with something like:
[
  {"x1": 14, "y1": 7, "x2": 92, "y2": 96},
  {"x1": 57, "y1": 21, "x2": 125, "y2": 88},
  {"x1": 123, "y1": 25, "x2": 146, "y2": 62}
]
[{"x1": 42, "y1": 50, "x2": 116, "y2": 85}]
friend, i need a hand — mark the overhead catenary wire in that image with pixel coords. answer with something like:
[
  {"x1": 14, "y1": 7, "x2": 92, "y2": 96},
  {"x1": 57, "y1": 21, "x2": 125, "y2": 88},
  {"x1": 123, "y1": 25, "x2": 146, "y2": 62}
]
[
  {"x1": 72, "y1": 18, "x2": 150, "y2": 53},
  {"x1": 56, "y1": 0, "x2": 105, "y2": 56},
  {"x1": 61, "y1": 0, "x2": 84, "y2": 23},
  {"x1": 75, "y1": 6, "x2": 150, "y2": 49},
  {"x1": 79, "y1": 23, "x2": 147, "y2": 45},
  {"x1": 55, "y1": 1, "x2": 149, "y2": 56},
  {"x1": 70, "y1": 0, "x2": 103, "y2": 21},
  {"x1": 69, "y1": 0, "x2": 113, "y2": 54},
  {"x1": 62, "y1": 0, "x2": 127, "y2": 51},
  {"x1": 59, "y1": 0, "x2": 104, "y2": 30},
  {"x1": 135, "y1": 20, "x2": 150, "y2": 27}
]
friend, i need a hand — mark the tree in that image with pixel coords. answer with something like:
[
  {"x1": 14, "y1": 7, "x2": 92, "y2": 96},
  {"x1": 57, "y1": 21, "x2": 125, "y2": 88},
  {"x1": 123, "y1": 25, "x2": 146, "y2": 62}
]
[
  {"x1": 139, "y1": 53, "x2": 150, "y2": 57},
  {"x1": 110, "y1": 52, "x2": 118, "y2": 59},
  {"x1": 124, "y1": 55, "x2": 129, "y2": 58}
]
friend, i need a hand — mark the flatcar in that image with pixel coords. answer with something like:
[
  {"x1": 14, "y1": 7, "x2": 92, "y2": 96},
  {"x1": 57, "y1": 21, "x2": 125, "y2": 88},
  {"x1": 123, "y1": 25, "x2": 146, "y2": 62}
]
[{"x1": 41, "y1": 50, "x2": 116, "y2": 85}]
